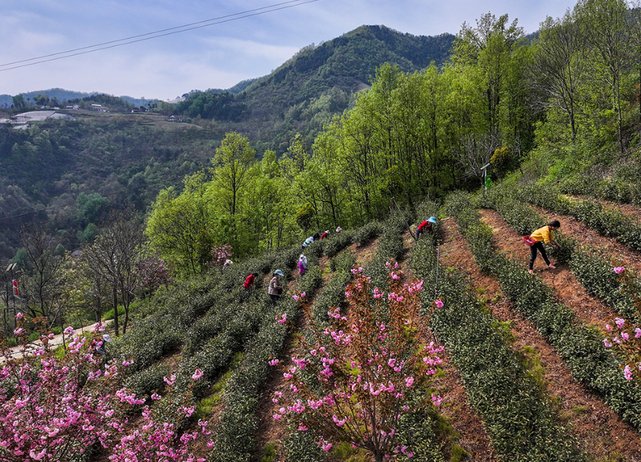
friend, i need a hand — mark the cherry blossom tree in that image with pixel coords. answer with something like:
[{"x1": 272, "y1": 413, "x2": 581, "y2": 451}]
[{"x1": 271, "y1": 261, "x2": 445, "y2": 461}]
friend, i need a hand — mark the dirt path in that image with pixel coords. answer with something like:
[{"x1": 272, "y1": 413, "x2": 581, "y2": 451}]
[
  {"x1": 442, "y1": 218, "x2": 641, "y2": 460},
  {"x1": 480, "y1": 209, "x2": 619, "y2": 329},
  {"x1": 350, "y1": 237, "x2": 380, "y2": 267},
  {"x1": 3, "y1": 320, "x2": 112, "y2": 362},
  {"x1": 565, "y1": 194, "x2": 641, "y2": 224},
  {"x1": 401, "y1": 231, "x2": 497, "y2": 461},
  {"x1": 533, "y1": 204, "x2": 641, "y2": 274}
]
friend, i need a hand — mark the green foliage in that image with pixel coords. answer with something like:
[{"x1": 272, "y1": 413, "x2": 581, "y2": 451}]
[
  {"x1": 410, "y1": 231, "x2": 584, "y2": 460},
  {"x1": 76, "y1": 192, "x2": 108, "y2": 224},
  {"x1": 523, "y1": 186, "x2": 641, "y2": 252},
  {"x1": 448, "y1": 192, "x2": 641, "y2": 433}
]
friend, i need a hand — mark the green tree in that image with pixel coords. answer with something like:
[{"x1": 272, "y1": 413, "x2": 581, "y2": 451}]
[
  {"x1": 146, "y1": 173, "x2": 213, "y2": 276},
  {"x1": 532, "y1": 13, "x2": 585, "y2": 142},
  {"x1": 575, "y1": 0, "x2": 629, "y2": 152},
  {"x1": 211, "y1": 132, "x2": 256, "y2": 216}
]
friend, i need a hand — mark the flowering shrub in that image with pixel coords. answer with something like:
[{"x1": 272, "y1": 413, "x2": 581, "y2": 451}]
[
  {"x1": 0, "y1": 321, "x2": 135, "y2": 461},
  {"x1": 272, "y1": 263, "x2": 443, "y2": 462},
  {"x1": 0, "y1": 317, "x2": 211, "y2": 461},
  {"x1": 137, "y1": 256, "x2": 171, "y2": 296},
  {"x1": 109, "y1": 372, "x2": 212, "y2": 462},
  {"x1": 211, "y1": 244, "x2": 233, "y2": 268},
  {"x1": 603, "y1": 317, "x2": 641, "y2": 381}
]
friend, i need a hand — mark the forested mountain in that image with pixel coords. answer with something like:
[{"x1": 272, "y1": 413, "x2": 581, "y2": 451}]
[
  {"x1": 175, "y1": 25, "x2": 455, "y2": 150},
  {"x1": 0, "y1": 25, "x2": 455, "y2": 260}
]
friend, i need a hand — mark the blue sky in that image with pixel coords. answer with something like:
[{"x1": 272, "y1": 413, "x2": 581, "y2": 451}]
[{"x1": 0, "y1": 0, "x2": 576, "y2": 100}]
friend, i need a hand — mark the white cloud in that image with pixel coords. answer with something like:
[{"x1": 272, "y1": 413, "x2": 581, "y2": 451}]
[{"x1": 0, "y1": 0, "x2": 581, "y2": 98}]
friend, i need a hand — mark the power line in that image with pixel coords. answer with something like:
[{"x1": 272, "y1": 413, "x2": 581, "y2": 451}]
[{"x1": 0, "y1": 0, "x2": 319, "y2": 72}]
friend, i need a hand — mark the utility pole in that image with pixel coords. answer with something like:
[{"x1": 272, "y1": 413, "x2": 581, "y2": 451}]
[{"x1": 481, "y1": 162, "x2": 491, "y2": 196}]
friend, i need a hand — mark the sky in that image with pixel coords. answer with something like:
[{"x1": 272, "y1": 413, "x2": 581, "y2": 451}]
[{"x1": 0, "y1": 0, "x2": 577, "y2": 101}]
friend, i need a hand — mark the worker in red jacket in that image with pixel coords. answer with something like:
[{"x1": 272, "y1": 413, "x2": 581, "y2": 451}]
[
  {"x1": 243, "y1": 272, "x2": 258, "y2": 289},
  {"x1": 416, "y1": 216, "x2": 437, "y2": 239}
]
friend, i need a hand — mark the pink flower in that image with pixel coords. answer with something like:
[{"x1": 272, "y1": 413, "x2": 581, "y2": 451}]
[
  {"x1": 15, "y1": 312, "x2": 24, "y2": 320},
  {"x1": 605, "y1": 323, "x2": 613, "y2": 332},
  {"x1": 297, "y1": 423, "x2": 309, "y2": 432},
  {"x1": 272, "y1": 414, "x2": 282, "y2": 421},
  {"x1": 613, "y1": 266, "x2": 626, "y2": 275},
  {"x1": 276, "y1": 313, "x2": 287, "y2": 325},
  {"x1": 404, "y1": 376, "x2": 415, "y2": 388},
  {"x1": 603, "y1": 338, "x2": 613, "y2": 348},
  {"x1": 163, "y1": 374, "x2": 177, "y2": 386},
  {"x1": 434, "y1": 299, "x2": 444, "y2": 309},
  {"x1": 635, "y1": 328, "x2": 641, "y2": 339},
  {"x1": 180, "y1": 406, "x2": 195, "y2": 417},
  {"x1": 431, "y1": 394, "x2": 443, "y2": 407},
  {"x1": 615, "y1": 317, "x2": 625, "y2": 329},
  {"x1": 321, "y1": 441, "x2": 333, "y2": 452},
  {"x1": 624, "y1": 365, "x2": 633, "y2": 381},
  {"x1": 13, "y1": 327, "x2": 25, "y2": 336},
  {"x1": 64, "y1": 325, "x2": 75, "y2": 336},
  {"x1": 151, "y1": 392, "x2": 161, "y2": 401},
  {"x1": 268, "y1": 358, "x2": 280, "y2": 366},
  {"x1": 29, "y1": 449, "x2": 47, "y2": 460},
  {"x1": 292, "y1": 294, "x2": 300, "y2": 302},
  {"x1": 621, "y1": 332, "x2": 630, "y2": 341},
  {"x1": 192, "y1": 368, "x2": 204, "y2": 381},
  {"x1": 332, "y1": 415, "x2": 347, "y2": 427},
  {"x1": 373, "y1": 287, "x2": 384, "y2": 299}
]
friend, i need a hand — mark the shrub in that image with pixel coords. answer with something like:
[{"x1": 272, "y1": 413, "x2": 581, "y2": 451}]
[
  {"x1": 449, "y1": 192, "x2": 641, "y2": 433},
  {"x1": 410, "y1": 233, "x2": 583, "y2": 461},
  {"x1": 353, "y1": 221, "x2": 383, "y2": 247}
]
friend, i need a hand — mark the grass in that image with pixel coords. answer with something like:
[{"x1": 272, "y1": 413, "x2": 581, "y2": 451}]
[
  {"x1": 259, "y1": 442, "x2": 278, "y2": 462},
  {"x1": 519, "y1": 345, "x2": 546, "y2": 391},
  {"x1": 102, "y1": 300, "x2": 141, "y2": 321},
  {"x1": 196, "y1": 352, "x2": 244, "y2": 418}
]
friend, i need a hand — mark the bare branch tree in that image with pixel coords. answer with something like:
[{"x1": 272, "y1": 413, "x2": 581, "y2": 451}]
[
  {"x1": 84, "y1": 211, "x2": 144, "y2": 335},
  {"x1": 20, "y1": 229, "x2": 65, "y2": 325},
  {"x1": 531, "y1": 12, "x2": 585, "y2": 142},
  {"x1": 454, "y1": 134, "x2": 497, "y2": 186}
]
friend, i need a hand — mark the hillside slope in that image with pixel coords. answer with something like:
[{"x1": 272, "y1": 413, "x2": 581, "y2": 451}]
[{"x1": 176, "y1": 25, "x2": 455, "y2": 150}]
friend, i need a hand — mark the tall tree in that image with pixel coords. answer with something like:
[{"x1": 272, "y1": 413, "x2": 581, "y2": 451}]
[
  {"x1": 147, "y1": 173, "x2": 213, "y2": 276},
  {"x1": 532, "y1": 13, "x2": 585, "y2": 142},
  {"x1": 84, "y1": 212, "x2": 143, "y2": 335},
  {"x1": 20, "y1": 230, "x2": 65, "y2": 324},
  {"x1": 455, "y1": 13, "x2": 524, "y2": 149},
  {"x1": 576, "y1": 0, "x2": 629, "y2": 152},
  {"x1": 629, "y1": 2, "x2": 641, "y2": 138},
  {"x1": 211, "y1": 132, "x2": 255, "y2": 216}
]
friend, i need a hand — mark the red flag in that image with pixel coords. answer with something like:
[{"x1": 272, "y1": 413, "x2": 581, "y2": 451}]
[{"x1": 11, "y1": 279, "x2": 19, "y2": 297}]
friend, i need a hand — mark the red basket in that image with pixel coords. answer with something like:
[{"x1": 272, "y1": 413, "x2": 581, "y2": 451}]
[{"x1": 522, "y1": 236, "x2": 536, "y2": 247}]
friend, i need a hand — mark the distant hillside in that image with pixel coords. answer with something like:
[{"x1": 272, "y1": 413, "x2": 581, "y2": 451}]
[
  {"x1": 175, "y1": 25, "x2": 455, "y2": 150},
  {"x1": 0, "y1": 24, "x2": 456, "y2": 259},
  {"x1": 0, "y1": 88, "x2": 158, "y2": 109}
]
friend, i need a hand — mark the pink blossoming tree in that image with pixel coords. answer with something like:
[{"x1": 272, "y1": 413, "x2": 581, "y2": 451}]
[
  {"x1": 271, "y1": 262, "x2": 444, "y2": 462},
  {"x1": 0, "y1": 318, "x2": 210, "y2": 461}
]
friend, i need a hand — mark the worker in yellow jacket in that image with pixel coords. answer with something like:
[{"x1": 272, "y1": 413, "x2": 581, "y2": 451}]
[{"x1": 528, "y1": 220, "x2": 560, "y2": 274}]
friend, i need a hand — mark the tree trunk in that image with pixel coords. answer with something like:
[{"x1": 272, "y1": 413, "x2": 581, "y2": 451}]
[{"x1": 112, "y1": 286, "x2": 119, "y2": 336}]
